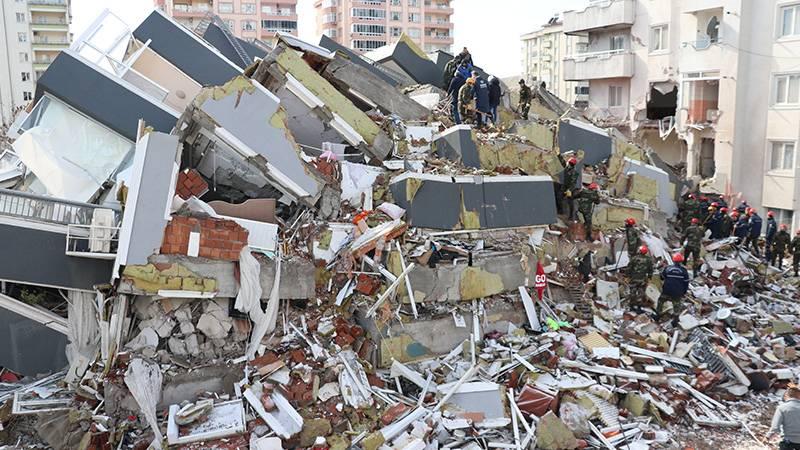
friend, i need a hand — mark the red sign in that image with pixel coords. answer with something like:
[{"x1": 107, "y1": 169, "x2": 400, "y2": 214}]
[{"x1": 534, "y1": 262, "x2": 547, "y2": 300}]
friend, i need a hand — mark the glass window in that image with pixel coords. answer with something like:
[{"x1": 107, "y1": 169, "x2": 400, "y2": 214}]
[
  {"x1": 21, "y1": 72, "x2": 30, "y2": 82},
  {"x1": 768, "y1": 208, "x2": 794, "y2": 227},
  {"x1": 408, "y1": 0, "x2": 418, "y2": 6},
  {"x1": 770, "y1": 142, "x2": 797, "y2": 170},
  {"x1": 781, "y1": 4, "x2": 800, "y2": 37},
  {"x1": 390, "y1": 11, "x2": 401, "y2": 21},
  {"x1": 610, "y1": 35, "x2": 625, "y2": 51},
  {"x1": 391, "y1": 27, "x2": 402, "y2": 37},
  {"x1": 241, "y1": 3, "x2": 256, "y2": 14},
  {"x1": 775, "y1": 73, "x2": 800, "y2": 105},
  {"x1": 16, "y1": 13, "x2": 25, "y2": 23},
  {"x1": 391, "y1": 0, "x2": 400, "y2": 5},
  {"x1": 19, "y1": 52, "x2": 28, "y2": 62},
  {"x1": 242, "y1": 20, "x2": 256, "y2": 31},
  {"x1": 353, "y1": 24, "x2": 386, "y2": 36},
  {"x1": 407, "y1": 28, "x2": 420, "y2": 38},
  {"x1": 650, "y1": 25, "x2": 668, "y2": 52},
  {"x1": 408, "y1": 13, "x2": 421, "y2": 22},
  {"x1": 23, "y1": 92, "x2": 32, "y2": 101},
  {"x1": 218, "y1": 2, "x2": 233, "y2": 13},
  {"x1": 225, "y1": 19, "x2": 235, "y2": 30},
  {"x1": 351, "y1": 8, "x2": 386, "y2": 20},
  {"x1": 18, "y1": 32, "x2": 27, "y2": 43},
  {"x1": 609, "y1": 86, "x2": 623, "y2": 107}
]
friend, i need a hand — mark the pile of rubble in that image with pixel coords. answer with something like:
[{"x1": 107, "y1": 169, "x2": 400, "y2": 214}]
[{"x1": 0, "y1": 9, "x2": 795, "y2": 450}]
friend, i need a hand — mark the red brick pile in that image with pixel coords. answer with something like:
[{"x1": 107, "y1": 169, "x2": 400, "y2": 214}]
[{"x1": 161, "y1": 215, "x2": 249, "y2": 261}]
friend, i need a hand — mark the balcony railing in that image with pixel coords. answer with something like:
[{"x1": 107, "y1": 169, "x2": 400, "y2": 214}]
[
  {"x1": 66, "y1": 224, "x2": 120, "y2": 259},
  {"x1": 563, "y1": 0, "x2": 635, "y2": 34},
  {"x1": 0, "y1": 188, "x2": 120, "y2": 227},
  {"x1": 32, "y1": 37, "x2": 69, "y2": 44},
  {"x1": 31, "y1": 18, "x2": 67, "y2": 25},
  {"x1": 262, "y1": 9, "x2": 296, "y2": 16},
  {"x1": 564, "y1": 49, "x2": 635, "y2": 80},
  {"x1": 173, "y1": 4, "x2": 212, "y2": 13},
  {"x1": 27, "y1": 0, "x2": 67, "y2": 5}
]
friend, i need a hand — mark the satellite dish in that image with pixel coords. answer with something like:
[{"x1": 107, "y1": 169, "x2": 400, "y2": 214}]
[{"x1": 707, "y1": 16, "x2": 720, "y2": 42}]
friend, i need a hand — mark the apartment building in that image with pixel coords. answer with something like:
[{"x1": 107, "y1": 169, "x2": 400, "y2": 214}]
[
  {"x1": 561, "y1": 0, "x2": 800, "y2": 229},
  {"x1": 314, "y1": 0, "x2": 453, "y2": 54},
  {"x1": 155, "y1": 0, "x2": 297, "y2": 45},
  {"x1": 520, "y1": 17, "x2": 589, "y2": 108},
  {"x1": 0, "y1": 0, "x2": 71, "y2": 126}
]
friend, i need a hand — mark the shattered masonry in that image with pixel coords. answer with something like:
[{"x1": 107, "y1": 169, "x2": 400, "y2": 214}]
[{"x1": 0, "y1": 8, "x2": 794, "y2": 450}]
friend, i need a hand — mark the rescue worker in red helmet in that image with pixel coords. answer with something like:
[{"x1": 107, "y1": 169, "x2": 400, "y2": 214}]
[
  {"x1": 624, "y1": 217, "x2": 641, "y2": 258},
  {"x1": 680, "y1": 193, "x2": 700, "y2": 231},
  {"x1": 658, "y1": 253, "x2": 690, "y2": 323},
  {"x1": 682, "y1": 217, "x2": 704, "y2": 277},
  {"x1": 627, "y1": 245, "x2": 654, "y2": 313}
]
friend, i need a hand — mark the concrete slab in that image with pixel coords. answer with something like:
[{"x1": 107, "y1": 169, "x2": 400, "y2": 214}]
[
  {"x1": 623, "y1": 157, "x2": 678, "y2": 217},
  {"x1": 557, "y1": 119, "x2": 612, "y2": 166},
  {"x1": 389, "y1": 173, "x2": 557, "y2": 230}
]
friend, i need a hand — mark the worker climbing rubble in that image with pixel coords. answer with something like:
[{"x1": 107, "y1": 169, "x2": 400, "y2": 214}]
[
  {"x1": 574, "y1": 182, "x2": 600, "y2": 241},
  {"x1": 624, "y1": 217, "x2": 641, "y2": 258},
  {"x1": 557, "y1": 152, "x2": 580, "y2": 219},
  {"x1": 517, "y1": 79, "x2": 532, "y2": 120},
  {"x1": 683, "y1": 217, "x2": 704, "y2": 277},
  {"x1": 627, "y1": 245, "x2": 654, "y2": 313},
  {"x1": 658, "y1": 253, "x2": 690, "y2": 324},
  {"x1": 774, "y1": 224, "x2": 791, "y2": 269}
]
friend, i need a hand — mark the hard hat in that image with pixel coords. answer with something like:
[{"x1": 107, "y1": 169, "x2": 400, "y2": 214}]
[
  {"x1": 567, "y1": 157, "x2": 578, "y2": 166},
  {"x1": 691, "y1": 218, "x2": 700, "y2": 224},
  {"x1": 672, "y1": 253, "x2": 685, "y2": 263},
  {"x1": 466, "y1": 77, "x2": 476, "y2": 85},
  {"x1": 708, "y1": 206, "x2": 714, "y2": 211},
  {"x1": 625, "y1": 218, "x2": 636, "y2": 226},
  {"x1": 746, "y1": 208, "x2": 754, "y2": 215},
  {"x1": 638, "y1": 245, "x2": 649, "y2": 255},
  {"x1": 711, "y1": 202, "x2": 719, "y2": 208},
  {"x1": 781, "y1": 224, "x2": 789, "y2": 230},
  {"x1": 732, "y1": 211, "x2": 739, "y2": 218},
  {"x1": 768, "y1": 211, "x2": 775, "y2": 218},
  {"x1": 721, "y1": 207, "x2": 728, "y2": 213},
  {"x1": 588, "y1": 182, "x2": 599, "y2": 190}
]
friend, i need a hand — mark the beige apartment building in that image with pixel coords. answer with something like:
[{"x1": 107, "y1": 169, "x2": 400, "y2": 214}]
[
  {"x1": 314, "y1": 0, "x2": 453, "y2": 54},
  {"x1": 520, "y1": 17, "x2": 588, "y2": 107},
  {"x1": 560, "y1": 0, "x2": 800, "y2": 229},
  {"x1": 0, "y1": 0, "x2": 71, "y2": 125},
  {"x1": 155, "y1": 0, "x2": 297, "y2": 45}
]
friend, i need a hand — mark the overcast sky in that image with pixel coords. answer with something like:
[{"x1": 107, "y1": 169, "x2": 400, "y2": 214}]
[{"x1": 71, "y1": 0, "x2": 588, "y2": 77}]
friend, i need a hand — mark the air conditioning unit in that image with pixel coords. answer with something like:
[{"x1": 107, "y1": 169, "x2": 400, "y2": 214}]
[{"x1": 706, "y1": 109, "x2": 720, "y2": 122}]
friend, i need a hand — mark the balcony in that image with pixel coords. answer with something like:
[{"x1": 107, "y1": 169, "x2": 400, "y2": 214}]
[
  {"x1": 563, "y1": 0, "x2": 635, "y2": 34},
  {"x1": 682, "y1": 0, "x2": 725, "y2": 13},
  {"x1": 30, "y1": 18, "x2": 68, "y2": 31},
  {"x1": 27, "y1": 0, "x2": 67, "y2": 13},
  {"x1": 426, "y1": 34, "x2": 453, "y2": 42},
  {"x1": 424, "y1": 2, "x2": 453, "y2": 14},
  {"x1": 424, "y1": 19, "x2": 453, "y2": 28},
  {"x1": 564, "y1": 49, "x2": 634, "y2": 80},
  {"x1": 680, "y1": 38, "x2": 722, "y2": 72},
  {"x1": 172, "y1": 3, "x2": 212, "y2": 17},
  {"x1": 31, "y1": 37, "x2": 69, "y2": 50}
]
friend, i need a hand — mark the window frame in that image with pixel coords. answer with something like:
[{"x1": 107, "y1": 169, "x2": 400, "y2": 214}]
[
  {"x1": 608, "y1": 85, "x2": 623, "y2": 107},
  {"x1": 769, "y1": 140, "x2": 797, "y2": 172},
  {"x1": 241, "y1": 2, "x2": 256, "y2": 14},
  {"x1": 241, "y1": 20, "x2": 256, "y2": 31},
  {"x1": 779, "y1": 3, "x2": 800, "y2": 38},
  {"x1": 774, "y1": 72, "x2": 800, "y2": 107},
  {"x1": 650, "y1": 24, "x2": 669, "y2": 53},
  {"x1": 218, "y1": 2, "x2": 234, "y2": 13}
]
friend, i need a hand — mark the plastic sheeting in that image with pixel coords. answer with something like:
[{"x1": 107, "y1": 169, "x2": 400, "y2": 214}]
[
  {"x1": 65, "y1": 291, "x2": 100, "y2": 386},
  {"x1": 233, "y1": 245, "x2": 281, "y2": 360},
  {"x1": 124, "y1": 358, "x2": 164, "y2": 450},
  {"x1": 13, "y1": 96, "x2": 132, "y2": 202}
]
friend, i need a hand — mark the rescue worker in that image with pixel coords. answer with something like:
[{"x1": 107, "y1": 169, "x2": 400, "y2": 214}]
[
  {"x1": 457, "y1": 47, "x2": 473, "y2": 66},
  {"x1": 442, "y1": 56, "x2": 458, "y2": 92},
  {"x1": 765, "y1": 383, "x2": 800, "y2": 450},
  {"x1": 658, "y1": 253, "x2": 690, "y2": 323},
  {"x1": 488, "y1": 76, "x2": 502, "y2": 124},
  {"x1": 792, "y1": 230, "x2": 800, "y2": 276},
  {"x1": 458, "y1": 76, "x2": 476, "y2": 125},
  {"x1": 447, "y1": 70, "x2": 467, "y2": 125},
  {"x1": 518, "y1": 79, "x2": 532, "y2": 120},
  {"x1": 733, "y1": 211, "x2": 750, "y2": 245},
  {"x1": 766, "y1": 211, "x2": 778, "y2": 262},
  {"x1": 557, "y1": 154, "x2": 580, "y2": 219},
  {"x1": 745, "y1": 209, "x2": 763, "y2": 256},
  {"x1": 683, "y1": 217, "x2": 704, "y2": 277},
  {"x1": 736, "y1": 200, "x2": 749, "y2": 215},
  {"x1": 456, "y1": 59, "x2": 472, "y2": 81},
  {"x1": 575, "y1": 182, "x2": 600, "y2": 241},
  {"x1": 698, "y1": 196, "x2": 710, "y2": 215},
  {"x1": 627, "y1": 245, "x2": 654, "y2": 313},
  {"x1": 719, "y1": 207, "x2": 733, "y2": 237},
  {"x1": 680, "y1": 193, "x2": 700, "y2": 231},
  {"x1": 625, "y1": 217, "x2": 641, "y2": 258},
  {"x1": 472, "y1": 71, "x2": 490, "y2": 127},
  {"x1": 773, "y1": 224, "x2": 791, "y2": 269},
  {"x1": 703, "y1": 205, "x2": 720, "y2": 239}
]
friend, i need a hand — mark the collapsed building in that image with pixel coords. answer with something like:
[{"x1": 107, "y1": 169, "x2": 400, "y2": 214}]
[{"x1": 0, "y1": 8, "x2": 794, "y2": 450}]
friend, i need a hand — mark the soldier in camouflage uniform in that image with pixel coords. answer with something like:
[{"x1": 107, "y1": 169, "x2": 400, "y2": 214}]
[
  {"x1": 518, "y1": 79, "x2": 532, "y2": 120},
  {"x1": 624, "y1": 217, "x2": 641, "y2": 258},
  {"x1": 773, "y1": 224, "x2": 791, "y2": 269},
  {"x1": 575, "y1": 182, "x2": 600, "y2": 241},
  {"x1": 680, "y1": 194, "x2": 700, "y2": 231},
  {"x1": 557, "y1": 153, "x2": 580, "y2": 220},
  {"x1": 627, "y1": 245, "x2": 654, "y2": 312},
  {"x1": 719, "y1": 207, "x2": 733, "y2": 237},
  {"x1": 459, "y1": 77, "x2": 476, "y2": 124},
  {"x1": 792, "y1": 230, "x2": 800, "y2": 276},
  {"x1": 682, "y1": 217, "x2": 704, "y2": 277}
]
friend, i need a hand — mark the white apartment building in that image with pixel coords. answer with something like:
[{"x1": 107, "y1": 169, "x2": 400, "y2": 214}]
[
  {"x1": 520, "y1": 17, "x2": 588, "y2": 107},
  {"x1": 562, "y1": 0, "x2": 800, "y2": 228},
  {"x1": 0, "y1": 0, "x2": 71, "y2": 126}
]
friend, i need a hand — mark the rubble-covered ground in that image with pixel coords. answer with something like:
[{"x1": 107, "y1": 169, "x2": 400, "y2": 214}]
[{"x1": 0, "y1": 10, "x2": 796, "y2": 450}]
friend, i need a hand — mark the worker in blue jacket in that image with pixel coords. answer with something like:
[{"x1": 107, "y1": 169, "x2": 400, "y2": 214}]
[
  {"x1": 658, "y1": 253, "x2": 691, "y2": 322},
  {"x1": 733, "y1": 211, "x2": 749, "y2": 245},
  {"x1": 447, "y1": 71, "x2": 466, "y2": 124},
  {"x1": 765, "y1": 211, "x2": 778, "y2": 262},
  {"x1": 745, "y1": 209, "x2": 763, "y2": 256},
  {"x1": 472, "y1": 71, "x2": 490, "y2": 127}
]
